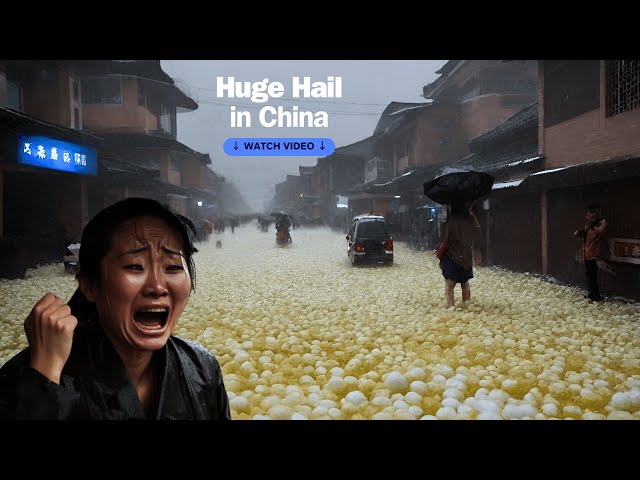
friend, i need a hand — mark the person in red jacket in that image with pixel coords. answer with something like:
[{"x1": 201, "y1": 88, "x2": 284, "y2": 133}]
[{"x1": 574, "y1": 204, "x2": 609, "y2": 302}]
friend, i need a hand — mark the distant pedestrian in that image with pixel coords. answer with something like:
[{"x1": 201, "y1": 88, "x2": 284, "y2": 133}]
[
  {"x1": 437, "y1": 201, "x2": 482, "y2": 308},
  {"x1": 574, "y1": 203, "x2": 611, "y2": 302}
]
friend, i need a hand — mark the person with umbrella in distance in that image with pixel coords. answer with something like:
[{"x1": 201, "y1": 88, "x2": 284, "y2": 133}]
[{"x1": 424, "y1": 167, "x2": 492, "y2": 308}]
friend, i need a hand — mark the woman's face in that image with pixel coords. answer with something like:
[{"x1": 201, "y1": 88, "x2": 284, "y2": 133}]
[
  {"x1": 83, "y1": 216, "x2": 191, "y2": 353},
  {"x1": 585, "y1": 209, "x2": 599, "y2": 222}
]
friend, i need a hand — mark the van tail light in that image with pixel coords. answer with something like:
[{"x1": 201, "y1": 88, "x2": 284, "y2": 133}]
[
  {"x1": 383, "y1": 240, "x2": 393, "y2": 251},
  {"x1": 354, "y1": 242, "x2": 365, "y2": 253}
]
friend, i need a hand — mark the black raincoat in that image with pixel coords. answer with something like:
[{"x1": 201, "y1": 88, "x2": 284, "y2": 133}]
[{"x1": 0, "y1": 317, "x2": 231, "y2": 420}]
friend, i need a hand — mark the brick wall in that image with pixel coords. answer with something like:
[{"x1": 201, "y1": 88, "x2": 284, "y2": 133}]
[{"x1": 544, "y1": 108, "x2": 640, "y2": 169}]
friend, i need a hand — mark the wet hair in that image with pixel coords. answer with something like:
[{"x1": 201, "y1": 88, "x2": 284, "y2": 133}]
[
  {"x1": 450, "y1": 201, "x2": 470, "y2": 216},
  {"x1": 585, "y1": 203, "x2": 600, "y2": 212},
  {"x1": 69, "y1": 198, "x2": 198, "y2": 320}
]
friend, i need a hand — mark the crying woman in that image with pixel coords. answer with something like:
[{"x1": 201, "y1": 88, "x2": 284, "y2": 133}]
[{"x1": 0, "y1": 197, "x2": 231, "y2": 420}]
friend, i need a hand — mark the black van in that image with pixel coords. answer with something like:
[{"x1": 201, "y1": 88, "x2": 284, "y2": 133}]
[{"x1": 346, "y1": 215, "x2": 393, "y2": 265}]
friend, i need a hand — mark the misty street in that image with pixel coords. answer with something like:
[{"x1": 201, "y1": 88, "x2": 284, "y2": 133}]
[
  {"x1": 2, "y1": 57, "x2": 640, "y2": 427},
  {"x1": 1, "y1": 222, "x2": 639, "y2": 419}
]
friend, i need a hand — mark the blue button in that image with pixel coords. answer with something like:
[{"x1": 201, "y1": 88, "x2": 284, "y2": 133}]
[{"x1": 223, "y1": 138, "x2": 335, "y2": 156}]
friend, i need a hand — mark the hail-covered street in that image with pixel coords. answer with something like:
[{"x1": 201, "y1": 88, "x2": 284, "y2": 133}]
[{"x1": 1, "y1": 223, "x2": 639, "y2": 419}]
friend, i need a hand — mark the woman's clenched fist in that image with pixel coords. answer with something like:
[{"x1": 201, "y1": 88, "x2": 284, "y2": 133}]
[{"x1": 24, "y1": 293, "x2": 78, "y2": 384}]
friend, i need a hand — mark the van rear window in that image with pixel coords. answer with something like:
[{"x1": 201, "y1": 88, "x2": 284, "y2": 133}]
[{"x1": 356, "y1": 221, "x2": 389, "y2": 237}]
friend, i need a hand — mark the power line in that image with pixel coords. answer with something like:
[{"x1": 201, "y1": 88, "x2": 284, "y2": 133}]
[
  {"x1": 190, "y1": 84, "x2": 390, "y2": 106},
  {"x1": 195, "y1": 98, "x2": 384, "y2": 116},
  {"x1": 97, "y1": 72, "x2": 398, "y2": 108}
]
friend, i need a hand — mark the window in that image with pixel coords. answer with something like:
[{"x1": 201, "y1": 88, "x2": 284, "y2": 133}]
[
  {"x1": 7, "y1": 79, "x2": 22, "y2": 111},
  {"x1": 70, "y1": 77, "x2": 82, "y2": 129},
  {"x1": 544, "y1": 61, "x2": 600, "y2": 126},
  {"x1": 81, "y1": 78, "x2": 122, "y2": 104},
  {"x1": 159, "y1": 102, "x2": 176, "y2": 135},
  {"x1": 356, "y1": 220, "x2": 389, "y2": 239},
  {"x1": 169, "y1": 158, "x2": 181, "y2": 172},
  {"x1": 607, "y1": 60, "x2": 640, "y2": 117},
  {"x1": 138, "y1": 84, "x2": 146, "y2": 107},
  {"x1": 438, "y1": 136, "x2": 450, "y2": 146}
]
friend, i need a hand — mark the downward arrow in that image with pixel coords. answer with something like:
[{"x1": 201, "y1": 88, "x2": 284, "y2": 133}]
[
  {"x1": 320, "y1": 141, "x2": 325, "y2": 150},
  {"x1": 234, "y1": 141, "x2": 238, "y2": 150}
]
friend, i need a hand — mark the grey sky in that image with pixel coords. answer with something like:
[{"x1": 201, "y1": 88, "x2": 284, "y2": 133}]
[{"x1": 161, "y1": 60, "x2": 448, "y2": 212}]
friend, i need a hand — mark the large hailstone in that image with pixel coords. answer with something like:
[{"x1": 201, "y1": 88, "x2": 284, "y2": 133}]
[
  {"x1": 345, "y1": 391, "x2": 367, "y2": 407},
  {"x1": 385, "y1": 372, "x2": 409, "y2": 393}
]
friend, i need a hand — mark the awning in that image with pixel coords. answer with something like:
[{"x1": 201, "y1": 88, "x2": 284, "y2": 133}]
[
  {"x1": 97, "y1": 132, "x2": 211, "y2": 164},
  {"x1": 345, "y1": 165, "x2": 442, "y2": 196},
  {"x1": 492, "y1": 179, "x2": 524, "y2": 190},
  {"x1": 417, "y1": 199, "x2": 445, "y2": 210},
  {"x1": 519, "y1": 155, "x2": 640, "y2": 191},
  {"x1": 0, "y1": 107, "x2": 103, "y2": 146}
]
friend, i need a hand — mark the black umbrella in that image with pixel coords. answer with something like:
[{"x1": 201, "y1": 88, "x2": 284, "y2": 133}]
[
  {"x1": 423, "y1": 167, "x2": 494, "y2": 205},
  {"x1": 270, "y1": 211, "x2": 286, "y2": 218}
]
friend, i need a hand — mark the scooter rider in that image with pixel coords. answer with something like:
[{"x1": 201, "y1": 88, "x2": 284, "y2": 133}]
[{"x1": 275, "y1": 214, "x2": 292, "y2": 243}]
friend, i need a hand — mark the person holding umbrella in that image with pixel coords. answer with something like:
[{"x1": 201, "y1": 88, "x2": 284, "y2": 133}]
[
  {"x1": 424, "y1": 167, "x2": 492, "y2": 307},
  {"x1": 437, "y1": 201, "x2": 482, "y2": 307}
]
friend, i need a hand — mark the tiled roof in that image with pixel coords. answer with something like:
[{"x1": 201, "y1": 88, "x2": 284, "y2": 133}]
[
  {"x1": 373, "y1": 102, "x2": 431, "y2": 136},
  {"x1": 422, "y1": 60, "x2": 465, "y2": 99},
  {"x1": 454, "y1": 145, "x2": 542, "y2": 174},
  {"x1": 0, "y1": 107, "x2": 103, "y2": 144},
  {"x1": 97, "y1": 132, "x2": 211, "y2": 164},
  {"x1": 333, "y1": 135, "x2": 374, "y2": 158},
  {"x1": 71, "y1": 60, "x2": 198, "y2": 111},
  {"x1": 100, "y1": 157, "x2": 159, "y2": 177},
  {"x1": 344, "y1": 165, "x2": 442, "y2": 196},
  {"x1": 469, "y1": 102, "x2": 538, "y2": 148}
]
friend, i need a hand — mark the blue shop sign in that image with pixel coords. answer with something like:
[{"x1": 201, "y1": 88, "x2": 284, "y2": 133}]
[{"x1": 17, "y1": 135, "x2": 97, "y2": 176}]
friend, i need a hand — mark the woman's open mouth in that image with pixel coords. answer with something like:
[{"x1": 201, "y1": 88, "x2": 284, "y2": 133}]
[{"x1": 133, "y1": 308, "x2": 169, "y2": 331}]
